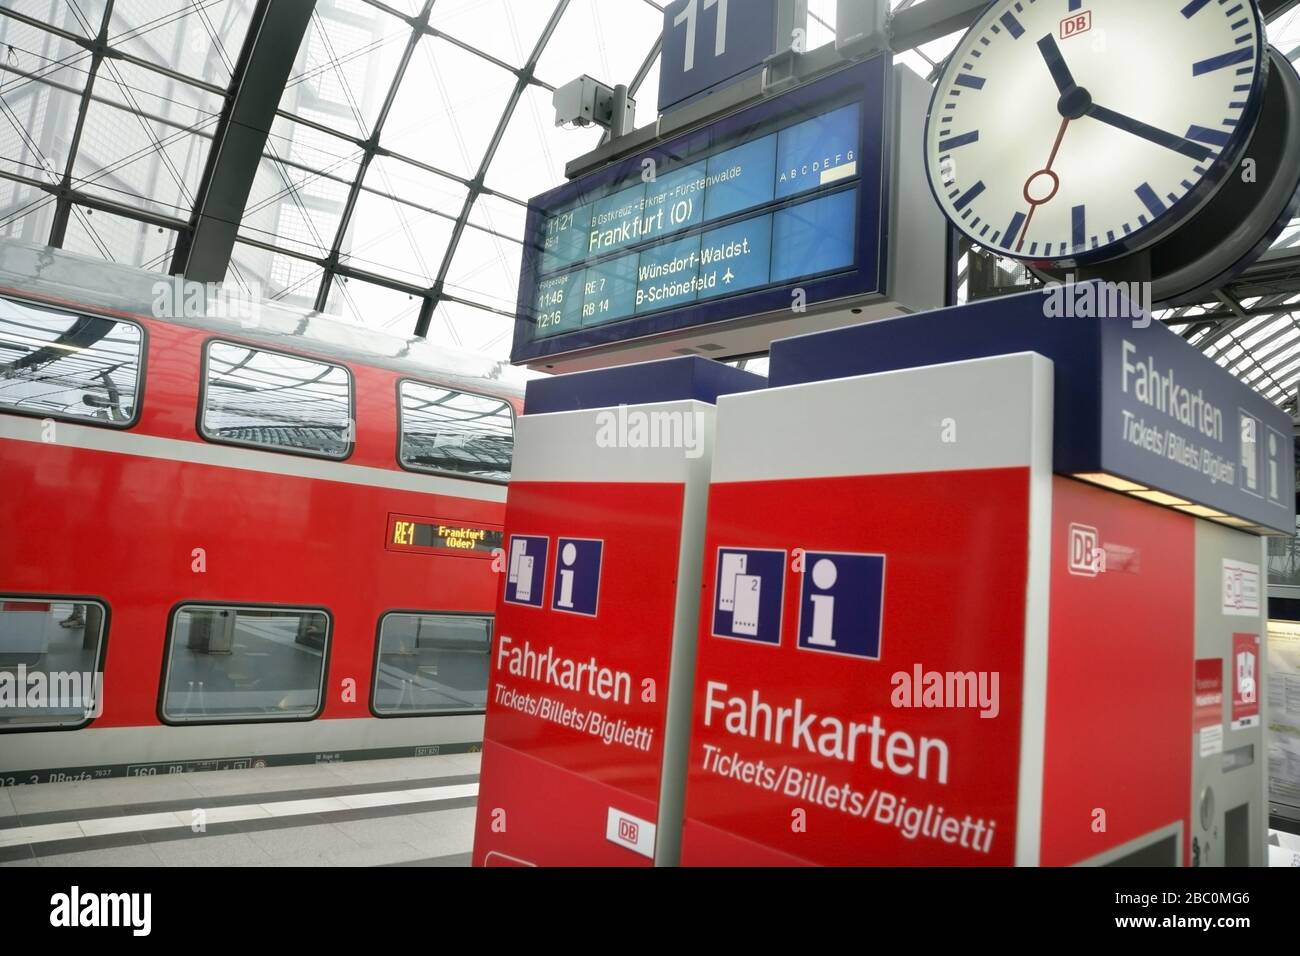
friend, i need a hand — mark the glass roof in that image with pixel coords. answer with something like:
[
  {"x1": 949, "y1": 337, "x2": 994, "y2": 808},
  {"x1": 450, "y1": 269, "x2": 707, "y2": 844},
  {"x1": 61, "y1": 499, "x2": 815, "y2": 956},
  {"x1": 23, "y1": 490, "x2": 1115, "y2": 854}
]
[
  {"x1": 0, "y1": 0, "x2": 652, "y2": 358},
  {"x1": 1, "y1": 0, "x2": 1300, "y2": 407}
]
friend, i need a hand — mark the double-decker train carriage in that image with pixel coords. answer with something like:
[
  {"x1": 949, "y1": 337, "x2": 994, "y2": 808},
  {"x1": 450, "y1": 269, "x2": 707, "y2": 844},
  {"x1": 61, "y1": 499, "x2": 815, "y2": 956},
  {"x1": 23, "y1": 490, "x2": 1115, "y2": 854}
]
[{"x1": 0, "y1": 238, "x2": 524, "y2": 784}]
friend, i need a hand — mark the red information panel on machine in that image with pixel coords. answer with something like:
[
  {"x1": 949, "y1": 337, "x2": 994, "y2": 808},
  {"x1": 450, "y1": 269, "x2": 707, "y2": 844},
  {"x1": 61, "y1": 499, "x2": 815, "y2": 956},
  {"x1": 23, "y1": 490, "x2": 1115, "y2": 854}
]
[
  {"x1": 680, "y1": 353, "x2": 1052, "y2": 866},
  {"x1": 476, "y1": 480, "x2": 686, "y2": 866}
]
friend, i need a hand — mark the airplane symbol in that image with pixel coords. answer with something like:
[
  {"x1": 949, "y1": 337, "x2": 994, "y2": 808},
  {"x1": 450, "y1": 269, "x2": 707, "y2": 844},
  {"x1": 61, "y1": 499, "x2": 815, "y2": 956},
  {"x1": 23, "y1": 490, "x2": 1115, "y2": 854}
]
[{"x1": 722, "y1": 269, "x2": 734, "y2": 285}]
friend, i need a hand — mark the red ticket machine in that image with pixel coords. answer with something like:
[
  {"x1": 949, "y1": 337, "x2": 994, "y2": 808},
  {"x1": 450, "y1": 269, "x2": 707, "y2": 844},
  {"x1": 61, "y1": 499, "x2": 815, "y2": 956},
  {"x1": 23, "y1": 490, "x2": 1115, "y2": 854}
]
[
  {"x1": 472, "y1": 357, "x2": 763, "y2": 866},
  {"x1": 679, "y1": 285, "x2": 1290, "y2": 866},
  {"x1": 681, "y1": 352, "x2": 1055, "y2": 865}
]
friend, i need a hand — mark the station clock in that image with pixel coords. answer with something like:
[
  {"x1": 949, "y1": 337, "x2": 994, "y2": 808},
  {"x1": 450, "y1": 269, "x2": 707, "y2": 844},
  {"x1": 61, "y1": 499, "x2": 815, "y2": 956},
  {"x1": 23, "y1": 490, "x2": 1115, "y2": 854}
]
[{"x1": 924, "y1": 0, "x2": 1268, "y2": 266}]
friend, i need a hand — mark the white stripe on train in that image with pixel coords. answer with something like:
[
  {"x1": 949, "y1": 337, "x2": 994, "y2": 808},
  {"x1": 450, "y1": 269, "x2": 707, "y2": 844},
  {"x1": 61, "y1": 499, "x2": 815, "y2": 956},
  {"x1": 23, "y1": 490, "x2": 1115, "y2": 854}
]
[{"x1": 0, "y1": 415, "x2": 507, "y2": 503}]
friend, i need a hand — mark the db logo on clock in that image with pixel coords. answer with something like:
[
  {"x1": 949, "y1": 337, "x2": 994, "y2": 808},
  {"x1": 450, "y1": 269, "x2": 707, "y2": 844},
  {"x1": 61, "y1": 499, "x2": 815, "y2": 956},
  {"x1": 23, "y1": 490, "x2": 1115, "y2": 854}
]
[{"x1": 1061, "y1": 11, "x2": 1092, "y2": 39}]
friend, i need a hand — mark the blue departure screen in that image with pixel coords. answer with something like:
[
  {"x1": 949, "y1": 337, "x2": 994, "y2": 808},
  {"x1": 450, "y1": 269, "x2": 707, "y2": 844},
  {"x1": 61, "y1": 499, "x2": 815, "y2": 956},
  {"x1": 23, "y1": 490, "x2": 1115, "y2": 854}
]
[{"x1": 524, "y1": 97, "x2": 865, "y2": 345}]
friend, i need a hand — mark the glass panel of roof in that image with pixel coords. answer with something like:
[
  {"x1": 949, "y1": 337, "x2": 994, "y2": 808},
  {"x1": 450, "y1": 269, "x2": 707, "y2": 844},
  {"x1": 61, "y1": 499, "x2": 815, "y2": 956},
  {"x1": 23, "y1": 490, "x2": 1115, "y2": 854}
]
[
  {"x1": 94, "y1": 56, "x2": 223, "y2": 130},
  {"x1": 467, "y1": 190, "x2": 527, "y2": 239},
  {"x1": 337, "y1": 155, "x2": 462, "y2": 285},
  {"x1": 323, "y1": 271, "x2": 424, "y2": 330},
  {"x1": 72, "y1": 94, "x2": 212, "y2": 219},
  {"x1": 428, "y1": 0, "x2": 555, "y2": 68},
  {"x1": 383, "y1": 33, "x2": 517, "y2": 180},
  {"x1": 109, "y1": 0, "x2": 256, "y2": 88},
  {"x1": 429, "y1": 296, "x2": 513, "y2": 355},
  {"x1": 534, "y1": 0, "x2": 662, "y2": 89},
  {"x1": 440, "y1": 219, "x2": 520, "y2": 315},
  {"x1": 240, "y1": 118, "x2": 361, "y2": 257},
  {"x1": 0, "y1": 178, "x2": 56, "y2": 242},
  {"x1": 230, "y1": 240, "x2": 325, "y2": 313},
  {"x1": 279, "y1": 0, "x2": 411, "y2": 141},
  {"x1": 1, "y1": 1, "x2": 108, "y2": 37},
  {"x1": 61, "y1": 202, "x2": 177, "y2": 269},
  {"x1": 0, "y1": 23, "x2": 91, "y2": 180}
]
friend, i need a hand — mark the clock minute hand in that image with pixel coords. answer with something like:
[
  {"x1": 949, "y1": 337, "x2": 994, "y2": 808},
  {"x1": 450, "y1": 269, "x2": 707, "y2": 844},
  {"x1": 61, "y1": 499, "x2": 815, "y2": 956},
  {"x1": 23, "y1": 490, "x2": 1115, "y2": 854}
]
[{"x1": 1085, "y1": 102, "x2": 1214, "y2": 163}]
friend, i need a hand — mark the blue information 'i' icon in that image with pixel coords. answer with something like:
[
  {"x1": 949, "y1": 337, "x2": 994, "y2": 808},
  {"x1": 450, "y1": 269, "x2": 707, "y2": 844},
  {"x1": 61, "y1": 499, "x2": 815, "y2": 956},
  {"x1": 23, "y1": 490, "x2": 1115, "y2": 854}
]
[
  {"x1": 552, "y1": 538, "x2": 603, "y2": 617},
  {"x1": 797, "y1": 551, "x2": 886, "y2": 659}
]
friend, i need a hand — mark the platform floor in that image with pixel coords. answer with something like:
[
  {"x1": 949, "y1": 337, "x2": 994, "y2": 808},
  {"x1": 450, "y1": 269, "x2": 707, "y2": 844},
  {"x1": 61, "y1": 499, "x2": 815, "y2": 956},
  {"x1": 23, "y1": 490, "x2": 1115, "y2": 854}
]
[{"x1": 0, "y1": 753, "x2": 479, "y2": 867}]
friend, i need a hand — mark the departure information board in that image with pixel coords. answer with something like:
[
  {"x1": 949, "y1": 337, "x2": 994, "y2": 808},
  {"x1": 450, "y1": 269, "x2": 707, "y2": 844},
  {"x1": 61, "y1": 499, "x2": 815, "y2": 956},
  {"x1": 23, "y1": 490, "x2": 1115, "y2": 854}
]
[{"x1": 511, "y1": 55, "x2": 890, "y2": 365}]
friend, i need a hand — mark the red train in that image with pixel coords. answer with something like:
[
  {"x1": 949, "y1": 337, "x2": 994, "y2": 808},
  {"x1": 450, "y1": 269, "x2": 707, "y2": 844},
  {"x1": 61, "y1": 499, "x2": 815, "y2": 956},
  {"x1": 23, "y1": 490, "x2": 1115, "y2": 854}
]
[{"x1": 0, "y1": 239, "x2": 522, "y2": 784}]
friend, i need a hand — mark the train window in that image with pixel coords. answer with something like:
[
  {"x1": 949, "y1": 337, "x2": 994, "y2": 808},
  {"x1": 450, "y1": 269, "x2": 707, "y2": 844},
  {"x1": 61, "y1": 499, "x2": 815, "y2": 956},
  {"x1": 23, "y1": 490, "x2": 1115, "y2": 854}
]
[
  {"x1": 201, "y1": 341, "x2": 353, "y2": 459},
  {"x1": 0, "y1": 297, "x2": 142, "y2": 426},
  {"x1": 398, "y1": 380, "x2": 513, "y2": 482},
  {"x1": 0, "y1": 598, "x2": 107, "y2": 730},
  {"x1": 160, "y1": 605, "x2": 329, "y2": 723},
  {"x1": 373, "y1": 613, "x2": 491, "y2": 716}
]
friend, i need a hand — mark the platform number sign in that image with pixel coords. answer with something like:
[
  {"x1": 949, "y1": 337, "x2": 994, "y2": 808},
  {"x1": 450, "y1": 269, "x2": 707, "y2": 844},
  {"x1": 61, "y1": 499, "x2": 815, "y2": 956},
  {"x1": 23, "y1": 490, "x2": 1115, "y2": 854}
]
[
  {"x1": 659, "y1": 0, "x2": 778, "y2": 112},
  {"x1": 674, "y1": 0, "x2": 729, "y2": 73}
]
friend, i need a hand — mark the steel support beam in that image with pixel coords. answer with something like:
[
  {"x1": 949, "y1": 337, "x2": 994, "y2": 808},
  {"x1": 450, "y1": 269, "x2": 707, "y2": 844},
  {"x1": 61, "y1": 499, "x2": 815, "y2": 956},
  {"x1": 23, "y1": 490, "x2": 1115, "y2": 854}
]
[
  {"x1": 888, "y1": 0, "x2": 988, "y2": 53},
  {"x1": 1261, "y1": 0, "x2": 1300, "y2": 21},
  {"x1": 312, "y1": 0, "x2": 435, "y2": 314},
  {"x1": 47, "y1": 1, "x2": 115, "y2": 248},
  {"x1": 170, "y1": 0, "x2": 316, "y2": 282}
]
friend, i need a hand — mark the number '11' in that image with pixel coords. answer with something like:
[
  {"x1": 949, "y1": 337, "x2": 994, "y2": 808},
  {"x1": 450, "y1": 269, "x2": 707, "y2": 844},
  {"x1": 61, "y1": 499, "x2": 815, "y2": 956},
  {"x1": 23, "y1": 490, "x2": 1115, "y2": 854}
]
[{"x1": 674, "y1": 0, "x2": 729, "y2": 72}]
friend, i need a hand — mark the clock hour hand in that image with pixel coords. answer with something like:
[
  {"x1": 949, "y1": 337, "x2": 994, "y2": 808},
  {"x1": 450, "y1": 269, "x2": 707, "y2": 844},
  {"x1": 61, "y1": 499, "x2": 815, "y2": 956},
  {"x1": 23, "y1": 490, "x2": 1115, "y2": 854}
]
[
  {"x1": 1037, "y1": 34, "x2": 1077, "y2": 95},
  {"x1": 1085, "y1": 102, "x2": 1215, "y2": 162},
  {"x1": 1039, "y1": 34, "x2": 1094, "y2": 119}
]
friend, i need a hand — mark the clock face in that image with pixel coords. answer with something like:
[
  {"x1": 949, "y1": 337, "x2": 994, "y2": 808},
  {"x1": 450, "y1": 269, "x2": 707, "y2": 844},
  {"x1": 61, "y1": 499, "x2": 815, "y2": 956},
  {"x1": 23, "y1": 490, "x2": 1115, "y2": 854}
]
[{"x1": 925, "y1": 0, "x2": 1267, "y2": 265}]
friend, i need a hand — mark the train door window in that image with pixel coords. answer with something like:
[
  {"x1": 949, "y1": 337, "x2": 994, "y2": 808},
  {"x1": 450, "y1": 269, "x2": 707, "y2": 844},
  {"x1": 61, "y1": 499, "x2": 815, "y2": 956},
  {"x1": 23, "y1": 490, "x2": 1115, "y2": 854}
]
[
  {"x1": 0, "y1": 297, "x2": 142, "y2": 426},
  {"x1": 398, "y1": 380, "x2": 513, "y2": 482},
  {"x1": 160, "y1": 605, "x2": 329, "y2": 723},
  {"x1": 201, "y1": 341, "x2": 353, "y2": 459},
  {"x1": 373, "y1": 613, "x2": 491, "y2": 715},
  {"x1": 0, "y1": 598, "x2": 107, "y2": 729}
]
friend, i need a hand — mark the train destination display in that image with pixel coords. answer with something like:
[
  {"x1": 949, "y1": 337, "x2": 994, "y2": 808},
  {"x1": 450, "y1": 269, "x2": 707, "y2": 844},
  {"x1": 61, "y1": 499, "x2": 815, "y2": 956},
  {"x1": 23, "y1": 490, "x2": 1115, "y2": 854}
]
[
  {"x1": 512, "y1": 57, "x2": 890, "y2": 364},
  {"x1": 386, "y1": 515, "x2": 503, "y2": 556}
]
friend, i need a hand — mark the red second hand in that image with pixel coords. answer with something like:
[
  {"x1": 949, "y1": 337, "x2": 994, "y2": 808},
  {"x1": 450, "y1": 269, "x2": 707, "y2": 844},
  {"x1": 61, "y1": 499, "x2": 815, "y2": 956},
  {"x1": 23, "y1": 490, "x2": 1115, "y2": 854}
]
[{"x1": 1016, "y1": 116, "x2": 1071, "y2": 253}]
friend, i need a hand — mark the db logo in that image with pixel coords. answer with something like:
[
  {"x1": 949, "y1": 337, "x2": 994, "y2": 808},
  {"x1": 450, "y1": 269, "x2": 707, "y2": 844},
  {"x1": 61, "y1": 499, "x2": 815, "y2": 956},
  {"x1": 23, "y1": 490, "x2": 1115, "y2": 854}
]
[
  {"x1": 1068, "y1": 524, "x2": 1104, "y2": 577},
  {"x1": 605, "y1": 807, "x2": 655, "y2": 859},
  {"x1": 1061, "y1": 10, "x2": 1092, "y2": 39}
]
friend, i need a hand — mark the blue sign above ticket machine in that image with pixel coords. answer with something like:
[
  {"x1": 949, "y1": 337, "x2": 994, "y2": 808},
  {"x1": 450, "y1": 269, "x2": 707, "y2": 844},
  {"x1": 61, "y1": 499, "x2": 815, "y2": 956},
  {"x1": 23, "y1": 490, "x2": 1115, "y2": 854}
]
[{"x1": 769, "y1": 283, "x2": 1297, "y2": 535}]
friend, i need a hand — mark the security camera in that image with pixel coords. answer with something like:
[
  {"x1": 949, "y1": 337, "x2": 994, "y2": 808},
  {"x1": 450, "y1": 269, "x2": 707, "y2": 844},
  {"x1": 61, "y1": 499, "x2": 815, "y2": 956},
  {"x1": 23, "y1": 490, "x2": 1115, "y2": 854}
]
[{"x1": 553, "y1": 75, "x2": 635, "y2": 134}]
